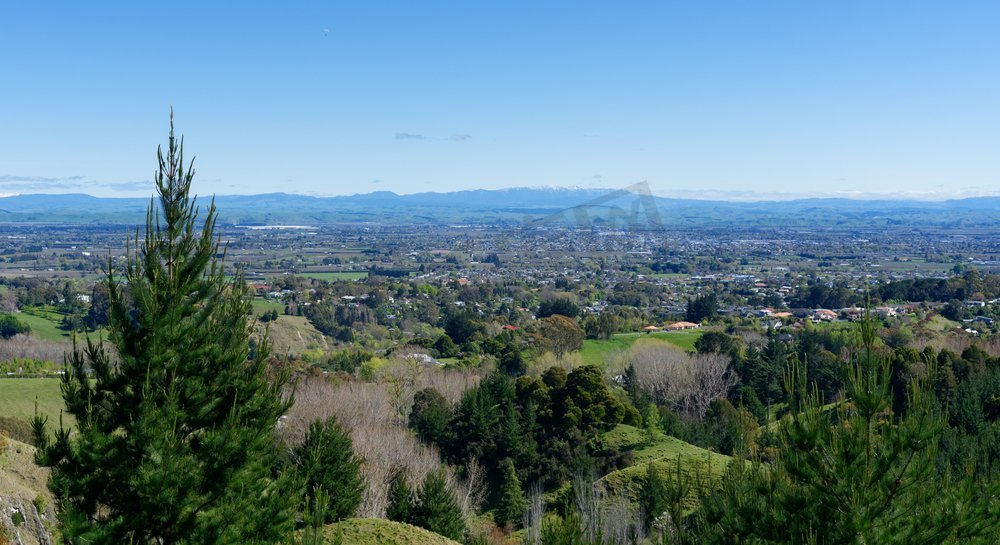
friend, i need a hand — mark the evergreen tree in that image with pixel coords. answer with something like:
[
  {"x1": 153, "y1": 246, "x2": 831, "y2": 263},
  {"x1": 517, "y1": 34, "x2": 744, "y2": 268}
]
[
  {"x1": 409, "y1": 388, "x2": 451, "y2": 445},
  {"x1": 0, "y1": 313, "x2": 30, "y2": 338},
  {"x1": 31, "y1": 116, "x2": 299, "y2": 544},
  {"x1": 640, "y1": 462, "x2": 668, "y2": 531},
  {"x1": 386, "y1": 467, "x2": 414, "y2": 523},
  {"x1": 698, "y1": 313, "x2": 1000, "y2": 544},
  {"x1": 293, "y1": 416, "x2": 364, "y2": 523},
  {"x1": 500, "y1": 346, "x2": 527, "y2": 376},
  {"x1": 495, "y1": 458, "x2": 528, "y2": 531},
  {"x1": 434, "y1": 334, "x2": 460, "y2": 358},
  {"x1": 413, "y1": 469, "x2": 465, "y2": 541},
  {"x1": 300, "y1": 486, "x2": 329, "y2": 545},
  {"x1": 685, "y1": 293, "x2": 718, "y2": 323}
]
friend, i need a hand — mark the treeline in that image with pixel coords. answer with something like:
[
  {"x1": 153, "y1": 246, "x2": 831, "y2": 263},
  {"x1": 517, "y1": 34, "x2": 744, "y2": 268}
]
[
  {"x1": 876, "y1": 270, "x2": 1000, "y2": 303},
  {"x1": 409, "y1": 365, "x2": 639, "y2": 500}
]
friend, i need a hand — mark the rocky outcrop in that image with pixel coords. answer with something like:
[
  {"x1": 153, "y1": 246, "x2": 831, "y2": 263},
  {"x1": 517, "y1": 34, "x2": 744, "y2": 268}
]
[{"x1": 0, "y1": 438, "x2": 55, "y2": 545}]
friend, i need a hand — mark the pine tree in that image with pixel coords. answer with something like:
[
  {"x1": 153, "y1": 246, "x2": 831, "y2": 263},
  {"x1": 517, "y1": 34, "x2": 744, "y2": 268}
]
[
  {"x1": 495, "y1": 458, "x2": 528, "y2": 531},
  {"x1": 413, "y1": 468, "x2": 465, "y2": 541},
  {"x1": 640, "y1": 462, "x2": 668, "y2": 530},
  {"x1": 386, "y1": 467, "x2": 414, "y2": 523},
  {"x1": 31, "y1": 115, "x2": 299, "y2": 544},
  {"x1": 293, "y1": 416, "x2": 364, "y2": 523},
  {"x1": 698, "y1": 313, "x2": 1000, "y2": 544},
  {"x1": 300, "y1": 486, "x2": 328, "y2": 545}
]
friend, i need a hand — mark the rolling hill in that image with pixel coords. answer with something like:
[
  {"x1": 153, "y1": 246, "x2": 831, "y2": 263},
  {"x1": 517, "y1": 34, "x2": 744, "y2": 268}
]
[{"x1": 1, "y1": 189, "x2": 998, "y2": 228}]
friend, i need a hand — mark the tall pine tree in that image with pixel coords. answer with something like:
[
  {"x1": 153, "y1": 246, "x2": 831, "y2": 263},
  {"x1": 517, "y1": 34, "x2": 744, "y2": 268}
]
[
  {"x1": 293, "y1": 416, "x2": 364, "y2": 523},
  {"x1": 386, "y1": 467, "x2": 414, "y2": 523},
  {"x1": 495, "y1": 458, "x2": 528, "y2": 531},
  {"x1": 32, "y1": 115, "x2": 299, "y2": 544}
]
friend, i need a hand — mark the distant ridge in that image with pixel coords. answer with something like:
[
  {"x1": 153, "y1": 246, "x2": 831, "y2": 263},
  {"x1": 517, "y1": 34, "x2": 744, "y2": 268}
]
[{"x1": 1, "y1": 189, "x2": 998, "y2": 228}]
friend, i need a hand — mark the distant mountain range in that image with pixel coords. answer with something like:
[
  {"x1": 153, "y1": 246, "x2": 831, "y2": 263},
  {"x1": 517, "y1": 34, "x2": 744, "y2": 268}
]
[{"x1": 1, "y1": 188, "x2": 999, "y2": 228}]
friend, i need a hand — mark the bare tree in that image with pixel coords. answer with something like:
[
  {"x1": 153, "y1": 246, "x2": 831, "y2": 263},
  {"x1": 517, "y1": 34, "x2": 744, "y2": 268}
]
[
  {"x1": 453, "y1": 457, "x2": 488, "y2": 515},
  {"x1": 523, "y1": 483, "x2": 544, "y2": 545},
  {"x1": 628, "y1": 343, "x2": 738, "y2": 420},
  {"x1": 280, "y1": 373, "x2": 484, "y2": 519},
  {"x1": 0, "y1": 334, "x2": 71, "y2": 365},
  {"x1": 689, "y1": 352, "x2": 740, "y2": 420},
  {"x1": 573, "y1": 476, "x2": 645, "y2": 545}
]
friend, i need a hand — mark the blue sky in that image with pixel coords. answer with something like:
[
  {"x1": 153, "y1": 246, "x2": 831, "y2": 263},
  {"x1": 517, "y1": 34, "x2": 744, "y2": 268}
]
[{"x1": 2, "y1": 1, "x2": 999, "y2": 199}]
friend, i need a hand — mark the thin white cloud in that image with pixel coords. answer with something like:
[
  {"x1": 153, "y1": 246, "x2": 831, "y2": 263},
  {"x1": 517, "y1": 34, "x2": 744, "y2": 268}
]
[{"x1": 395, "y1": 132, "x2": 472, "y2": 142}]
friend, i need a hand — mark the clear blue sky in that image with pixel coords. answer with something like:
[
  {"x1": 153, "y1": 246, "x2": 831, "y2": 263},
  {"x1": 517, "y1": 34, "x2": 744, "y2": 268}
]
[{"x1": 2, "y1": 1, "x2": 999, "y2": 199}]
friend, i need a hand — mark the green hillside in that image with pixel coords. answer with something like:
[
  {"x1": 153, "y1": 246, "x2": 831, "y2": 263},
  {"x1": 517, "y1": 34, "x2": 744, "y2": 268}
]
[
  {"x1": 324, "y1": 518, "x2": 462, "y2": 545},
  {"x1": 600, "y1": 424, "x2": 732, "y2": 512},
  {"x1": 14, "y1": 309, "x2": 70, "y2": 342},
  {"x1": 0, "y1": 378, "x2": 72, "y2": 428}
]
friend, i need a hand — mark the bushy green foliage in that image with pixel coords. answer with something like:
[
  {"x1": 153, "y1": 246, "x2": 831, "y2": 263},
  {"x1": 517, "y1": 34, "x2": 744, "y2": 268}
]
[
  {"x1": 444, "y1": 310, "x2": 484, "y2": 345},
  {"x1": 694, "y1": 331, "x2": 738, "y2": 356},
  {"x1": 422, "y1": 365, "x2": 633, "y2": 506},
  {"x1": 537, "y1": 297, "x2": 580, "y2": 319},
  {"x1": 434, "y1": 334, "x2": 460, "y2": 358},
  {"x1": 410, "y1": 388, "x2": 451, "y2": 444},
  {"x1": 293, "y1": 416, "x2": 364, "y2": 523},
  {"x1": 413, "y1": 469, "x2": 465, "y2": 541},
  {"x1": 324, "y1": 348, "x2": 374, "y2": 374},
  {"x1": 0, "y1": 313, "x2": 30, "y2": 338},
  {"x1": 31, "y1": 118, "x2": 300, "y2": 544},
  {"x1": 386, "y1": 466, "x2": 414, "y2": 524}
]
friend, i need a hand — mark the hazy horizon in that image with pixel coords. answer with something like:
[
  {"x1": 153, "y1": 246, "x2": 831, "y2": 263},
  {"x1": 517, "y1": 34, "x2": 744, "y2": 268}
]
[{"x1": 2, "y1": 184, "x2": 999, "y2": 203}]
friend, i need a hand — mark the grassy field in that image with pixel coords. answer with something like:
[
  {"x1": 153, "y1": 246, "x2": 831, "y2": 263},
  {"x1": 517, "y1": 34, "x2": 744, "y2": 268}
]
[
  {"x1": 14, "y1": 310, "x2": 70, "y2": 342},
  {"x1": 0, "y1": 378, "x2": 72, "y2": 427},
  {"x1": 15, "y1": 305, "x2": 107, "y2": 342},
  {"x1": 324, "y1": 518, "x2": 461, "y2": 545},
  {"x1": 295, "y1": 271, "x2": 368, "y2": 281},
  {"x1": 600, "y1": 424, "x2": 732, "y2": 512},
  {"x1": 14, "y1": 311, "x2": 68, "y2": 341},
  {"x1": 580, "y1": 329, "x2": 704, "y2": 367},
  {"x1": 251, "y1": 298, "x2": 284, "y2": 315}
]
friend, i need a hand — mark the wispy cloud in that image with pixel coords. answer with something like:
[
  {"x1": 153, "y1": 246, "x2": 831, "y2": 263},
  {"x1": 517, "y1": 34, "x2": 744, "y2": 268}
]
[
  {"x1": 395, "y1": 132, "x2": 472, "y2": 142},
  {"x1": 102, "y1": 180, "x2": 152, "y2": 192},
  {"x1": 0, "y1": 174, "x2": 86, "y2": 183},
  {"x1": 0, "y1": 174, "x2": 88, "y2": 191},
  {"x1": 0, "y1": 174, "x2": 160, "y2": 194}
]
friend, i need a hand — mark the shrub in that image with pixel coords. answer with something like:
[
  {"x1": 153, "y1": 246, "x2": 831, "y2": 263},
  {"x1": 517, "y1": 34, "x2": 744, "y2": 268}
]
[{"x1": 293, "y1": 416, "x2": 365, "y2": 523}]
